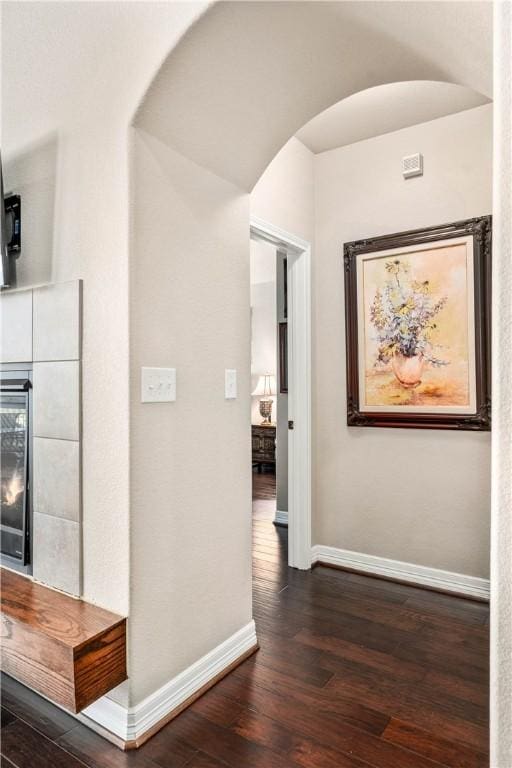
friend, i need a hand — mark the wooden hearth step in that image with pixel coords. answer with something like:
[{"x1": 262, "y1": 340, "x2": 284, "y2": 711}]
[{"x1": 0, "y1": 567, "x2": 127, "y2": 713}]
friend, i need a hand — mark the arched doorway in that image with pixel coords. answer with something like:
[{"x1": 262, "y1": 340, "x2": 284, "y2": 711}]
[{"x1": 99, "y1": 0, "x2": 507, "y2": 758}]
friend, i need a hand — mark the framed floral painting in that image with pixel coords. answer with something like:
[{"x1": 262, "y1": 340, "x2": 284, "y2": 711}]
[{"x1": 343, "y1": 216, "x2": 491, "y2": 430}]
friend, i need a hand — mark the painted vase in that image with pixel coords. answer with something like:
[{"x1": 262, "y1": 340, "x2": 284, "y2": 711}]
[{"x1": 392, "y1": 352, "x2": 425, "y2": 388}]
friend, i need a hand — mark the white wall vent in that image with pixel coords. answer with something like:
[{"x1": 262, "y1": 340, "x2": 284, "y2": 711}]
[{"x1": 402, "y1": 153, "x2": 423, "y2": 179}]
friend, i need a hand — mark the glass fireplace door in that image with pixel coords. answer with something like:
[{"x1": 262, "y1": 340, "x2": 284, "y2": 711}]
[{"x1": 0, "y1": 385, "x2": 29, "y2": 563}]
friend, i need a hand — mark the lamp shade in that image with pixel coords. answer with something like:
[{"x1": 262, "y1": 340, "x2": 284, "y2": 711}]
[{"x1": 251, "y1": 373, "x2": 277, "y2": 397}]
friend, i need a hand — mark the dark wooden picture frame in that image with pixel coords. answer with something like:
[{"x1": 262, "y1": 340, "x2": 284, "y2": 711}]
[
  {"x1": 344, "y1": 216, "x2": 491, "y2": 430},
  {"x1": 283, "y1": 257, "x2": 288, "y2": 320},
  {"x1": 279, "y1": 322, "x2": 288, "y2": 393}
]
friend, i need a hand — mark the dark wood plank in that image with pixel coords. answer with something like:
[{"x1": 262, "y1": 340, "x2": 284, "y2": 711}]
[
  {"x1": 282, "y1": 583, "x2": 424, "y2": 632},
  {"x1": 297, "y1": 629, "x2": 426, "y2": 684},
  {"x1": 1, "y1": 719, "x2": 87, "y2": 768},
  {"x1": 252, "y1": 468, "x2": 277, "y2": 500},
  {"x1": 392, "y1": 637, "x2": 488, "y2": 684},
  {"x1": 422, "y1": 669, "x2": 488, "y2": 707},
  {"x1": 382, "y1": 717, "x2": 488, "y2": 768},
  {"x1": 241, "y1": 645, "x2": 334, "y2": 688},
  {"x1": 150, "y1": 709, "x2": 303, "y2": 768},
  {"x1": 143, "y1": 734, "x2": 200, "y2": 768},
  {"x1": 1, "y1": 755, "x2": 18, "y2": 768},
  {"x1": 403, "y1": 591, "x2": 488, "y2": 627},
  {"x1": 325, "y1": 671, "x2": 488, "y2": 752},
  {"x1": 232, "y1": 708, "x2": 370, "y2": 768},
  {"x1": 230, "y1": 657, "x2": 388, "y2": 736},
  {"x1": 1, "y1": 706, "x2": 17, "y2": 728},
  {"x1": 57, "y1": 724, "x2": 159, "y2": 767},
  {"x1": 189, "y1": 689, "x2": 246, "y2": 727},
  {"x1": 183, "y1": 753, "x2": 230, "y2": 768},
  {"x1": 213, "y1": 670, "x2": 451, "y2": 768},
  {"x1": 0, "y1": 567, "x2": 127, "y2": 712},
  {"x1": 1, "y1": 672, "x2": 77, "y2": 740},
  {"x1": 289, "y1": 738, "x2": 379, "y2": 768},
  {"x1": 232, "y1": 707, "x2": 299, "y2": 755}
]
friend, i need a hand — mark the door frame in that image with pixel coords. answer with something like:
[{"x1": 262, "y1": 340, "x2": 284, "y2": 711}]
[{"x1": 250, "y1": 216, "x2": 311, "y2": 569}]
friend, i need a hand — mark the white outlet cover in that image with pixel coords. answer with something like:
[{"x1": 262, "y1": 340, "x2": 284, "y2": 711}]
[
  {"x1": 141, "y1": 367, "x2": 176, "y2": 403},
  {"x1": 225, "y1": 369, "x2": 237, "y2": 399}
]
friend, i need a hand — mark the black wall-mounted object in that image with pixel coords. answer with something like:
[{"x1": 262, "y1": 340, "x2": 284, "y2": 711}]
[
  {"x1": 4, "y1": 195, "x2": 21, "y2": 254},
  {"x1": 279, "y1": 321, "x2": 288, "y2": 394},
  {"x1": 1, "y1": 152, "x2": 22, "y2": 289}
]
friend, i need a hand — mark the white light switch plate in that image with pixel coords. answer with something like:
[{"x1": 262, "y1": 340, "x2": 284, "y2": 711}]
[
  {"x1": 141, "y1": 367, "x2": 176, "y2": 403},
  {"x1": 225, "y1": 369, "x2": 237, "y2": 399}
]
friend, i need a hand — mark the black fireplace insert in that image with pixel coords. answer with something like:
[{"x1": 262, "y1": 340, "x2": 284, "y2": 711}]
[{"x1": 0, "y1": 367, "x2": 32, "y2": 572}]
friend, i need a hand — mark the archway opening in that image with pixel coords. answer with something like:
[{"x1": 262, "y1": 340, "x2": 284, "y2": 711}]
[{"x1": 124, "y1": 1, "x2": 494, "y2": 754}]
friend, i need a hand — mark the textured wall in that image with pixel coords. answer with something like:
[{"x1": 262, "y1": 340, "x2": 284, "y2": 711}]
[
  {"x1": 251, "y1": 138, "x2": 316, "y2": 515},
  {"x1": 1, "y1": 1, "x2": 207, "y2": 630},
  {"x1": 129, "y1": 128, "x2": 253, "y2": 704},
  {"x1": 313, "y1": 105, "x2": 492, "y2": 577},
  {"x1": 490, "y1": 1, "x2": 512, "y2": 764}
]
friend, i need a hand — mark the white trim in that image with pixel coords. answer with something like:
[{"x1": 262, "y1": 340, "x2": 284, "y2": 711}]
[
  {"x1": 80, "y1": 620, "x2": 257, "y2": 745},
  {"x1": 250, "y1": 217, "x2": 312, "y2": 570},
  {"x1": 77, "y1": 696, "x2": 128, "y2": 746},
  {"x1": 274, "y1": 509, "x2": 288, "y2": 525},
  {"x1": 250, "y1": 216, "x2": 310, "y2": 254},
  {"x1": 312, "y1": 545, "x2": 490, "y2": 601}
]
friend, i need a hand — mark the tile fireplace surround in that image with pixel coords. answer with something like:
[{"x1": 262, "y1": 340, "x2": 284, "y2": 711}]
[{"x1": 0, "y1": 280, "x2": 82, "y2": 596}]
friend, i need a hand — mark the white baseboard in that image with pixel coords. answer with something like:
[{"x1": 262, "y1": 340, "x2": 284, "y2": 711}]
[
  {"x1": 311, "y1": 545, "x2": 490, "y2": 601},
  {"x1": 274, "y1": 509, "x2": 288, "y2": 525},
  {"x1": 80, "y1": 620, "x2": 257, "y2": 747}
]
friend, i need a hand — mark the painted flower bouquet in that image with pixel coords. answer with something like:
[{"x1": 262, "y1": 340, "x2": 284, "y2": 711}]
[{"x1": 370, "y1": 259, "x2": 448, "y2": 387}]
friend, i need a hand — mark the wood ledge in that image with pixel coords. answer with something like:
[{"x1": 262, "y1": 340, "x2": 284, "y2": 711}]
[{"x1": 0, "y1": 567, "x2": 127, "y2": 713}]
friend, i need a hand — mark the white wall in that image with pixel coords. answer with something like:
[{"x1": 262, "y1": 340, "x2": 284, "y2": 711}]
[
  {"x1": 250, "y1": 239, "x2": 277, "y2": 426},
  {"x1": 252, "y1": 106, "x2": 491, "y2": 577},
  {"x1": 251, "y1": 137, "x2": 316, "y2": 513},
  {"x1": 251, "y1": 138, "x2": 315, "y2": 243},
  {"x1": 314, "y1": 104, "x2": 492, "y2": 577},
  {"x1": 125, "y1": 130, "x2": 317, "y2": 705},
  {"x1": 1, "y1": 2, "x2": 206, "y2": 623},
  {"x1": 129, "y1": 128, "x2": 253, "y2": 704}
]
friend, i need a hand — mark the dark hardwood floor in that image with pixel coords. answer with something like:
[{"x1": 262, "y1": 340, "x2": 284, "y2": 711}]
[
  {"x1": 252, "y1": 469, "x2": 276, "y2": 521},
  {"x1": 1, "y1": 472, "x2": 489, "y2": 767}
]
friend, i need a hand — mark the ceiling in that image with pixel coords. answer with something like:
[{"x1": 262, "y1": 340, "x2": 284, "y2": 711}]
[
  {"x1": 296, "y1": 81, "x2": 491, "y2": 154},
  {"x1": 136, "y1": 2, "x2": 492, "y2": 190}
]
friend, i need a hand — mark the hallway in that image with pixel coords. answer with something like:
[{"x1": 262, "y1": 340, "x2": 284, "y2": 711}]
[{"x1": 1, "y1": 494, "x2": 489, "y2": 768}]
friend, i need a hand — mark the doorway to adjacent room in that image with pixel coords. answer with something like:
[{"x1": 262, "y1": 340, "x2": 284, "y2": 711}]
[{"x1": 250, "y1": 218, "x2": 311, "y2": 571}]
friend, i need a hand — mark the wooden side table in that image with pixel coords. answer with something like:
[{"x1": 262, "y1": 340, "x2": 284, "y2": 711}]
[{"x1": 251, "y1": 424, "x2": 276, "y2": 472}]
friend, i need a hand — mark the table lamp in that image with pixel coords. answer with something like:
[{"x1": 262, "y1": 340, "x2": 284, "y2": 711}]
[{"x1": 252, "y1": 373, "x2": 277, "y2": 424}]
